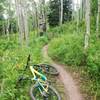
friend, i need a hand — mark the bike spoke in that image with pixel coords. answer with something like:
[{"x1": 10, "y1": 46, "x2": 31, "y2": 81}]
[
  {"x1": 47, "y1": 88, "x2": 58, "y2": 100},
  {"x1": 32, "y1": 87, "x2": 44, "y2": 99}
]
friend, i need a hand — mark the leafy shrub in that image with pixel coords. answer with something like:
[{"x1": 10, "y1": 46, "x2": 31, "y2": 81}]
[
  {"x1": 48, "y1": 21, "x2": 100, "y2": 97},
  {"x1": 0, "y1": 34, "x2": 48, "y2": 99},
  {"x1": 47, "y1": 22, "x2": 77, "y2": 39},
  {"x1": 48, "y1": 34, "x2": 84, "y2": 66},
  {"x1": 0, "y1": 40, "x2": 17, "y2": 51},
  {"x1": 34, "y1": 36, "x2": 49, "y2": 46},
  {"x1": 87, "y1": 41, "x2": 100, "y2": 79}
]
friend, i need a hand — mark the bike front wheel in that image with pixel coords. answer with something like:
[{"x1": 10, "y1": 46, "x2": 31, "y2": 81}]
[
  {"x1": 30, "y1": 84, "x2": 61, "y2": 100},
  {"x1": 40, "y1": 64, "x2": 59, "y2": 76}
]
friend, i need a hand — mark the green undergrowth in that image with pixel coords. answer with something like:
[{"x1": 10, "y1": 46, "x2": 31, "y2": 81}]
[
  {"x1": 47, "y1": 21, "x2": 86, "y2": 39},
  {"x1": 48, "y1": 22, "x2": 100, "y2": 99},
  {"x1": 0, "y1": 33, "x2": 49, "y2": 100}
]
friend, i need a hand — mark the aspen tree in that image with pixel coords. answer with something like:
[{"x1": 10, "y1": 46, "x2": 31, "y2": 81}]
[
  {"x1": 60, "y1": 0, "x2": 63, "y2": 25},
  {"x1": 84, "y1": 0, "x2": 90, "y2": 51},
  {"x1": 96, "y1": 0, "x2": 100, "y2": 38}
]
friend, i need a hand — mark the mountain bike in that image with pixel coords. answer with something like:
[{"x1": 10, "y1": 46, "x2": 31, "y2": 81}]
[
  {"x1": 25, "y1": 54, "x2": 59, "y2": 76},
  {"x1": 16, "y1": 55, "x2": 61, "y2": 100}
]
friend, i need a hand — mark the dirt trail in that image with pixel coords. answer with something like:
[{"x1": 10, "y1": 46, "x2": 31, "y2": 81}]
[{"x1": 42, "y1": 45, "x2": 83, "y2": 100}]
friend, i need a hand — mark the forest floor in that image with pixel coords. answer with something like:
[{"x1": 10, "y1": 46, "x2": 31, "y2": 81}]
[{"x1": 42, "y1": 45, "x2": 84, "y2": 100}]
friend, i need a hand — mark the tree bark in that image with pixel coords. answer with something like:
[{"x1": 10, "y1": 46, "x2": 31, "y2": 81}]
[
  {"x1": 60, "y1": 0, "x2": 63, "y2": 25},
  {"x1": 76, "y1": 0, "x2": 79, "y2": 32},
  {"x1": 24, "y1": 6, "x2": 29, "y2": 46},
  {"x1": 15, "y1": 0, "x2": 23, "y2": 46},
  {"x1": 79, "y1": 0, "x2": 83, "y2": 20},
  {"x1": 81, "y1": 0, "x2": 86, "y2": 19},
  {"x1": 84, "y1": 0, "x2": 90, "y2": 51},
  {"x1": 38, "y1": 0, "x2": 46, "y2": 36},
  {"x1": 6, "y1": 0, "x2": 12, "y2": 41},
  {"x1": 96, "y1": 0, "x2": 100, "y2": 38},
  {"x1": 15, "y1": 0, "x2": 29, "y2": 46},
  {"x1": 6, "y1": 19, "x2": 10, "y2": 41},
  {"x1": 32, "y1": 0, "x2": 39, "y2": 36},
  {"x1": 2, "y1": 22, "x2": 5, "y2": 36},
  {"x1": 72, "y1": 0, "x2": 75, "y2": 20}
]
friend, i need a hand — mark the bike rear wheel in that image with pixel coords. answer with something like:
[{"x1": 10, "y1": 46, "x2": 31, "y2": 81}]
[
  {"x1": 30, "y1": 84, "x2": 61, "y2": 100},
  {"x1": 40, "y1": 64, "x2": 59, "y2": 76}
]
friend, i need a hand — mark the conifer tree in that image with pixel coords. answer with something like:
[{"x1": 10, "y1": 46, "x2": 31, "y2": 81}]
[{"x1": 48, "y1": 0, "x2": 72, "y2": 26}]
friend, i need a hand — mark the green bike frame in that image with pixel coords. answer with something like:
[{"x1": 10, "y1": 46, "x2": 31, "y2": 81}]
[{"x1": 30, "y1": 66, "x2": 48, "y2": 94}]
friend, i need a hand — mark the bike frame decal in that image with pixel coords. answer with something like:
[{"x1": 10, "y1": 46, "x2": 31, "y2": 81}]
[
  {"x1": 30, "y1": 66, "x2": 47, "y2": 81},
  {"x1": 30, "y1": 66, "x2": 48, "y2": 93}
]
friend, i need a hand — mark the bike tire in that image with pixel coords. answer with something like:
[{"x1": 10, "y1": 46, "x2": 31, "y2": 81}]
[
  {"x1": 30, "y1": 84, "x2": 61, "y2": 100},
  {"x1": 40, "y1": 64, "x2": 59, "y2": 76}
]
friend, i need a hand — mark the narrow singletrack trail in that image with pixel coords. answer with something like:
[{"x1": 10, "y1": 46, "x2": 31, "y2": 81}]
[{"x1": 42, "y1": 45, "x2": 84, "y2": 100}]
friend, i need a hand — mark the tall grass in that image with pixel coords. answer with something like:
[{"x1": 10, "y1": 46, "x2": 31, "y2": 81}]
[
  {"x1": 48, "y1": 22, "x2": 100, "y2": 97},
  {"x1": 0, "y1": 33, "x2": 48, "y2": 99}
]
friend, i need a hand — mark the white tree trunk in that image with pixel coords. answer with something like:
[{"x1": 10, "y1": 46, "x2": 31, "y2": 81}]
[
  {"x1": 2, "y1": 22, "x2": 5, "y2": 36},
  {"x1": 15, "y1": 0, "x2": 29, "y2": 46},
  {"x1": 72, "y1": 0, "x2": 75, "y2": 20},
  {"x1": 6, "y1": 0, "x2": 11, "y2": 41},
  {"x1": 32, "y1": 0, "x2": 39, "y2": 36},
  {"x1": 60, "y1": 0, "x2": 63, "y2": 25},
  {"x1": 84, "y1": 0, "x2": 90, "y2": 50},
  {"x1": 79, "y1": 0, "x2": 83, "y2": 20},
  {"x1": 15, "y1": 0, "x2": 23, "y2": 46},
  {"x1": 38, "y1": 0, "x2": 46, "y2": 36},
  {"x1": 96, "y1": 0, "x2": 100, "y2": 38},
  {"x1": 76, "y1": 0, "x2": 79, "y2": 32},
  {"x1": 82, "y1": 0, "x2": 86, "y2": 19},
  {"x1": 35, "y1": 1, "x2": 39, "y2": 35},
  {"x1": 6, "y1": 19, "x2": 10, "y2": 41},
  {"x1": 24, "y1": 8, "x2": 29, "y2": 46}
]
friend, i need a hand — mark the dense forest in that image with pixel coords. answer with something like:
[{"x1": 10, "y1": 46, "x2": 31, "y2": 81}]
[{"x1": 0, "y1": 0, "x2": 100, "y2": 100}]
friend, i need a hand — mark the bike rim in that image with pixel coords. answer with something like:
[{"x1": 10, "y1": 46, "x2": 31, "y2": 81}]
[
  {"x1": 32, "y1": 87, "x2": 44, "y2": 100},
  {"x1": 46, "y1": 86, "x2": 59, "y2": 100},
  {"x1": 30, "y1": 85, "x2": 61, "y2": 100},
  {"x1": 41, "y1": 64, "x2": 59, "y2": 75}
]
